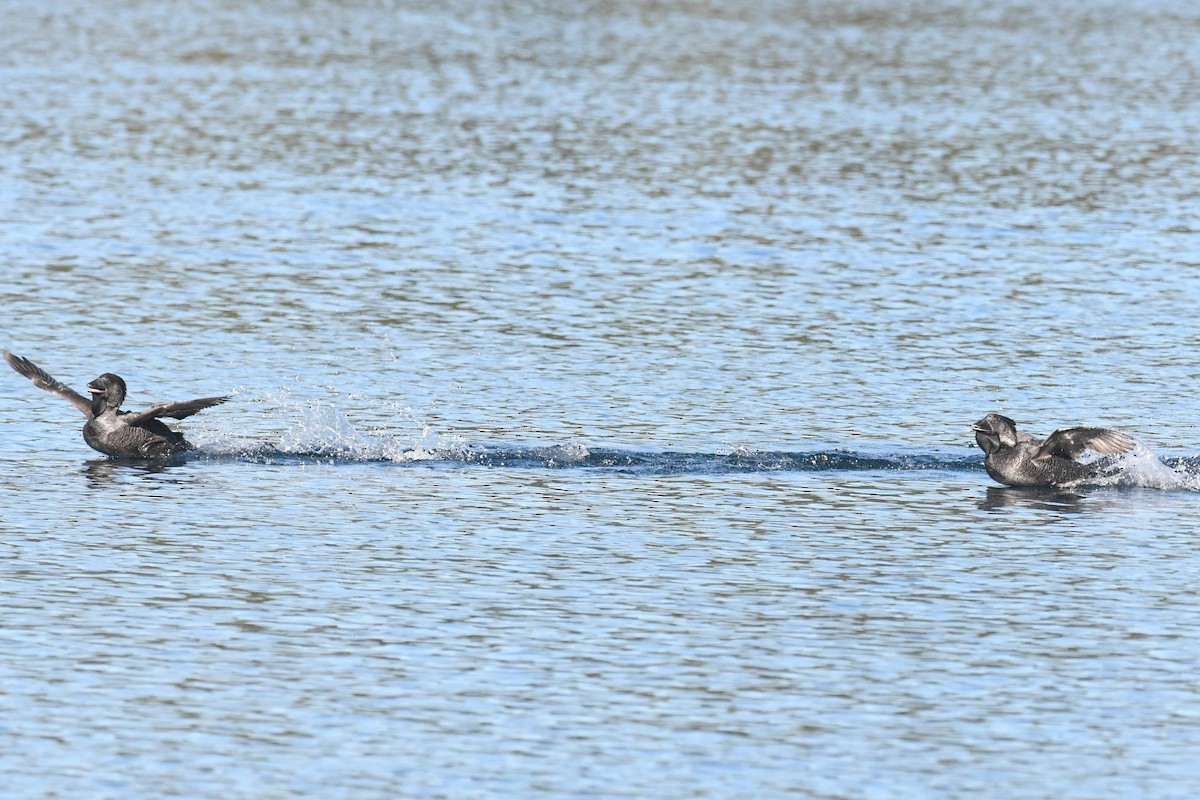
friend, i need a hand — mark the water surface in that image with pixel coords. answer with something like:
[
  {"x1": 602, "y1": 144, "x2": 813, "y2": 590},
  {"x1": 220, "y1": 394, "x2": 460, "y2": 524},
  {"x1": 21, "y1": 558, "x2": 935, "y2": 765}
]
[{"x1": 3, "y1": 1, "x2": 1200, "y2": 797}]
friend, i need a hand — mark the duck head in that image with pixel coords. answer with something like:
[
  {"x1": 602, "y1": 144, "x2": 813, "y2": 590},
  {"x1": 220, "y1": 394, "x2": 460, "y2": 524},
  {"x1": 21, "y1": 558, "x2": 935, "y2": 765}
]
[
  {"x1": 87, "y1": 373, "x2": 127, "y2": 415},
  {"x1": 972, "y1": 412, "x2": 1019, "y2": 455}
]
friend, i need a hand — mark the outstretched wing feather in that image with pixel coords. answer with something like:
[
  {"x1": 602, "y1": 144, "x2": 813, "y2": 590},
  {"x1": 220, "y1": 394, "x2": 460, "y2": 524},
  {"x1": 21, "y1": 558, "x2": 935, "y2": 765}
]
[
  {"x1": 125, "y1": 396, "x2": 229, "y2": 427},
  {"x1": 1036, "y1": 426, "x2": 1136, "y2": 462},
  {"x1": 4, "y1": 351, "x2": 93, "y2": 418}
]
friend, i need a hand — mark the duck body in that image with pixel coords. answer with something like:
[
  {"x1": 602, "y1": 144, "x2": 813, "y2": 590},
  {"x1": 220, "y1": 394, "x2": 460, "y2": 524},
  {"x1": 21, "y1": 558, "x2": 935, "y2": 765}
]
[
  {"x1": 5, "y1": 353, "x2": 228, "y2": 459},
  {"x1": 976, "y1": 434, "x2": 1095, "y2": 487},
  {"x1": 972, "y1": 412, "x2": 1135, "y2": 487},
  {"x1": 83, "y1": 407, "x2": 193, "y2": 459}
]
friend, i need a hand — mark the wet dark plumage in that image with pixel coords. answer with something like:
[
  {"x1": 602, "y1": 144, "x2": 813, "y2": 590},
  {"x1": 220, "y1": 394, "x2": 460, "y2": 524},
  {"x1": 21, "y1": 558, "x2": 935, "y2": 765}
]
[
  {"x1": 5, "y1": 351, "x2": 229, "y2": 459},
  {"x1": 972, "y1": 412, "x2": 1135, "y2": 487}
]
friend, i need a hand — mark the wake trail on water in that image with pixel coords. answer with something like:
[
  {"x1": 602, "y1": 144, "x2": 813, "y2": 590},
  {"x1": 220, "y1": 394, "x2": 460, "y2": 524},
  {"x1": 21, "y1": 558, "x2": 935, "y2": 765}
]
[
  {"x1": 208, "y1": 442, "x2": 985, "y2": 475},
  {"x1": 189, "y1": 398, "x2": 1200, "y2": 488},
  {"x1": 191, "y1": 397, "x2": 980, "y2": 475}
]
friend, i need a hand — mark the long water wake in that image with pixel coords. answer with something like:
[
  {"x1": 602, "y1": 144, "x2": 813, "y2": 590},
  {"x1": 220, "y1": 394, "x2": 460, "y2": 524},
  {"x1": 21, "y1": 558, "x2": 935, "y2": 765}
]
[
  {"x1": 192, "y1": 399, "x2": 982, "y2": 475},
  {"x1": 189, "y1": 400, "x2": 1200, "y2": 487},
  {"x1": 207, "y1": 441, "x2": 985, "y2": 475}
]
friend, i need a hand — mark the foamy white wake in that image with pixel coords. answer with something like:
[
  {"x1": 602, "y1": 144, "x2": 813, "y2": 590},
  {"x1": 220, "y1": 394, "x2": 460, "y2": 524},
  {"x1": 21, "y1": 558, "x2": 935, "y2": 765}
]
[
  {"x1": 1083, "y1": 445, "x2": 1200, "y2": 491},
  {"x1": 192, "y1": 388, "x2": 468, "y2": 462},
  {"x1": 272, "y1": 405, "x2": 439, "y2": 461}
]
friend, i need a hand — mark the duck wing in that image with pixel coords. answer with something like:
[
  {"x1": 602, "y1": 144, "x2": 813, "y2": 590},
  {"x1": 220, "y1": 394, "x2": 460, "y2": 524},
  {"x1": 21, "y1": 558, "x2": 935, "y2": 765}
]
[
  {"x1": 1034, "y1": 426, "x2": 1136, "y2": 462},
  {"x1": 4, "y1": 351, "x2": 93, "y2": 418},
  {"x1": 125, "y1": 396, "x2": 229, "y2": 427}
]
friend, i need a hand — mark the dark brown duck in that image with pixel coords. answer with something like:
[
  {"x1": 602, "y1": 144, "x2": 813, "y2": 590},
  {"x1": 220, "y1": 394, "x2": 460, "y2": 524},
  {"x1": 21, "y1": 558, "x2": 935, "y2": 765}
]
[
  {"x1": 972, "y1": 412, "x2": 1135, "y2": 487},
  {"x1": 5, "y1": 351, "x2": 228, "y2": 459}
]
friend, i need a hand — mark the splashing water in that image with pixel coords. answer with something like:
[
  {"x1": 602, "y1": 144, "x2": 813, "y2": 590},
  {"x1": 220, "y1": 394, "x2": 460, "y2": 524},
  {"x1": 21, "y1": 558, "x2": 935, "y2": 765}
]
[
  {"x1": 273, "y1": 405, "x2": 408, "y2": 461},
  {"x1": 192, "y1": 387, "x2": 465, "y2": 463},
  {"x1": 1085, "y1": 446, "x2": 1200, "y2": 491}
]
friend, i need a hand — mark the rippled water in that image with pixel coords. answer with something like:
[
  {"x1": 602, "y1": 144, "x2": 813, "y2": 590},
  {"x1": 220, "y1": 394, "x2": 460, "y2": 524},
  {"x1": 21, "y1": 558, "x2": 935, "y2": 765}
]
[{"x1": 4, "y1": 1, "x2": 1200, "y2": 797}]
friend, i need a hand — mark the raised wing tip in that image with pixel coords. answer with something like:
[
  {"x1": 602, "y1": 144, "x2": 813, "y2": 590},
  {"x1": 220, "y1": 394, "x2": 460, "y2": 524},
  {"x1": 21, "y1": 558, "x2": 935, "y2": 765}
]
[
  {"x1": 1094, "y1": 430, "x2": 1136, "y2": 455},
  {"x1": 1038, "y1": 425, "x2": 1138, "y2": 463},
  {"x1": 5, "y1": 351, "x2": 42, "y2": 380},
  {"x1": 1067, "y1": 428, "x2": 1137, "y2": 458}
]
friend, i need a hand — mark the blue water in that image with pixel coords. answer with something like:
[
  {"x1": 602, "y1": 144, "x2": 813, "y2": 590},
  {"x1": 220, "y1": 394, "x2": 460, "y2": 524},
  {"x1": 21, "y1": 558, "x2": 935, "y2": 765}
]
[{"x1": 4, "y1": 1, "x2": 1200, "y2": 797}]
